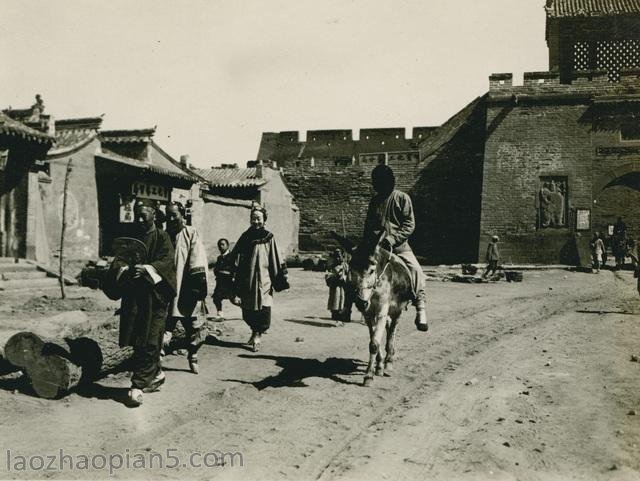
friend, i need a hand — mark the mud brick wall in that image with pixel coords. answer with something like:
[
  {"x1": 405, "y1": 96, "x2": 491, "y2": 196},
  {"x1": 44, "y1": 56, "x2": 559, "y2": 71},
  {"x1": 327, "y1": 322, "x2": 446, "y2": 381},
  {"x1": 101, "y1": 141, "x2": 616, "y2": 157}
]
[
  {"x1": 281, "y1": 101, "x2": 486, "y2": 263},
  {"x1": 481, "y1": 102, "x2": 594, "y2": 264},
  {"x1": 481, "y1": 72, "x2": 640, "y2": 263},
  {"x1": 43, "y1": 139, "x2": 101, "y2": 262},
  {"x1": 283, "y1": 166, "x2": 373, "y2": 251}
]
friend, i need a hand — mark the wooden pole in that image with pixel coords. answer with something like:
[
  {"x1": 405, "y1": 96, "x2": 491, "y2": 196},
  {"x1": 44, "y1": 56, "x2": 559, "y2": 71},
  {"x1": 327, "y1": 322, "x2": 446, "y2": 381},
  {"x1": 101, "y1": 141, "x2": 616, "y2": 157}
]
[{"x1": 59, "y1": 158, "x2": 73, "y2": 299}]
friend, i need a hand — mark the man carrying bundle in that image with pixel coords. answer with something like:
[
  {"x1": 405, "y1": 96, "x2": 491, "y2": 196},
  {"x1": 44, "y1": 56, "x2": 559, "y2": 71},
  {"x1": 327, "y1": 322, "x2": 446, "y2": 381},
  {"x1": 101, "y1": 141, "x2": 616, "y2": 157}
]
[{"x1": 103, "y1": 200, "x2": 176, "y2": 407}]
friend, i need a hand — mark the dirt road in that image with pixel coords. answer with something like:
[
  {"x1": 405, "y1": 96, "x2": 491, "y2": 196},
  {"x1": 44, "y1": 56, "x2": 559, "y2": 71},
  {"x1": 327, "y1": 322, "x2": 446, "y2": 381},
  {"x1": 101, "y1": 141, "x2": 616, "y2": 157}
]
[{"x1": 0, "y1": 268, "x2": 639, "y2": 480}]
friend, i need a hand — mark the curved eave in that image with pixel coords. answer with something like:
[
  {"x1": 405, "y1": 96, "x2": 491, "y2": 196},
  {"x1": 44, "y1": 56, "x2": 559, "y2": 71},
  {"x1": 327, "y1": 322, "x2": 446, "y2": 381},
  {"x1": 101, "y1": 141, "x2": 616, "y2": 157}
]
[
  {"x1": 96, "y1": 153, "x2": 196, "y2": 189},
  {"x1": 0, "y1": 126, "x2": 54, "y2": 147}
]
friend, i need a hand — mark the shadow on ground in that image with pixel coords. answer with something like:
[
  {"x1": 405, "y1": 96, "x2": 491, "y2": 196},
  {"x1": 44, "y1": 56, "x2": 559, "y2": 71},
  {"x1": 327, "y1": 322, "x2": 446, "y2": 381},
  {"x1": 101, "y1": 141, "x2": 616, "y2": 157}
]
[
  {"x1": 284, "y1": 318, "x2": 342, "y2": 328},
  {"x1": 205, "y1": 335, "x2": 254, "y2": 351},
  {"x1": 76, "y1": 383, "x2": 132, "y2": 407},
  {"x1": 224, "y1": 355, "x2": 366, "y2": 390}
]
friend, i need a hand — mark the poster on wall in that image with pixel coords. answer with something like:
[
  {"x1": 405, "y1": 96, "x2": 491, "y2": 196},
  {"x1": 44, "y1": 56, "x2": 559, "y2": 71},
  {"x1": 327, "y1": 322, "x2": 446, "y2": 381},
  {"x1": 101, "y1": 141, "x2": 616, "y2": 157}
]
[
  {"x1": 576, "y1": 209, "x2": 590, "y2": 231},
  {"x1": 119, "y1": 195, "x2": 135, "y2": 223}
]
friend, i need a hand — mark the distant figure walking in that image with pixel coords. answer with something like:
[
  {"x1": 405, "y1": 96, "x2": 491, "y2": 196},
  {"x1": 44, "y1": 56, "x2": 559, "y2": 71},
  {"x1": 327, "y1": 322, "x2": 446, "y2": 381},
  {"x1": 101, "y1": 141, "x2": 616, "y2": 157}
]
[
  {"x1": 325, "y1": 249, "x2": 348, "y2": 323},
  {"x1": 590, "y1": 232, "x2": 605, "y2": 273},
  {"x1": 613, "y1": 216, "x2": 628, "y2": 269},
  {"x1": 630, "y1": 238, "x2": 640, "y2": 296},
  {"x1": 212, "y1": 238, "x2": 235, "y2": 319},
  {"x1": 231, "y1": 204, "x2": 289, "y2": 352},
  {"x1": 482, "y1": 235, "x2": 500, "y2": 279}
]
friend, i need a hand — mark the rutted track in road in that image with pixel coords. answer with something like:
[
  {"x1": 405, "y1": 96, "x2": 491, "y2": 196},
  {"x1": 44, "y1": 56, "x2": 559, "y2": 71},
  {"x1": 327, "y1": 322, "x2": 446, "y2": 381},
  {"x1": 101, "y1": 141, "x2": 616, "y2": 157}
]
[{"x1": 314, "y1": 280, "x2": 619, "y2": 481}]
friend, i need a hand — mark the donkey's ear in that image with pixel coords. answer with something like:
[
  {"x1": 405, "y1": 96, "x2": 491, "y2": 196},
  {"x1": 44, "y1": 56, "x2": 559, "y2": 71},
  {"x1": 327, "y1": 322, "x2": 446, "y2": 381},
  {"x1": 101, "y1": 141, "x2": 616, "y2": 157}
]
[{"x1": 329, "y1": 231, "x2": 357, "y2": 253}]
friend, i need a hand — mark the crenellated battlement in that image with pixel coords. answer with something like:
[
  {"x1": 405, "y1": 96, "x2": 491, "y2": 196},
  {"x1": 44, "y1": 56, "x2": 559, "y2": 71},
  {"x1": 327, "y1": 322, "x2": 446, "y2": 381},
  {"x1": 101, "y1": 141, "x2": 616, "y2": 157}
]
[
  {"x1": 488, "y1": 68, "x2": 640, "y2": 98},
  {"x1": 307, "y1": 130, "x2": 353, "y2": 142},
  {"x1": 258, "y1": 125, "x2": 435, "y2": 149}
]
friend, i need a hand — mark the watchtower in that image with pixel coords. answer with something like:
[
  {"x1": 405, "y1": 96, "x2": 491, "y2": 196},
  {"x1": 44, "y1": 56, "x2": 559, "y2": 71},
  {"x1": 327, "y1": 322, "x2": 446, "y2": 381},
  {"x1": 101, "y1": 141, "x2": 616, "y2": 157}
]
[{"x1": 546, "y1": 0, "x2": 640, "y2": 82}]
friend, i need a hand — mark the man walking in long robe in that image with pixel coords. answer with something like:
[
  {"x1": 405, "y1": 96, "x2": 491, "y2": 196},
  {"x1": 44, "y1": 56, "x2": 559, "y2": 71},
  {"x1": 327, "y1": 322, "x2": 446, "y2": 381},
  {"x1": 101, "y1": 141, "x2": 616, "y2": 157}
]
[
  {"x1": 103, "y1": 201, "x2": 176, "y2": 407},
  {"x1": 163, "y1": 202, "x2": 209, "y2": 374},
  {"x1": 362, "y1": 164, "x2": 428, "y2": 331}
]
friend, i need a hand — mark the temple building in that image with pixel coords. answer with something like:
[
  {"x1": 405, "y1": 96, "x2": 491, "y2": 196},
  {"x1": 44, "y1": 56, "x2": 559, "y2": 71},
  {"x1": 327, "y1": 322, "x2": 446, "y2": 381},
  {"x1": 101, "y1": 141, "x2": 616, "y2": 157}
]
[
  {"x1": 256, "y1": 0, "x2": 640, "y2": 264},
  {"x1": 2, "y1": 100, "x2": 198, "y2": 266},
  {"x1": 0, "y1": 101, "x2": 54, "y2": 259}
]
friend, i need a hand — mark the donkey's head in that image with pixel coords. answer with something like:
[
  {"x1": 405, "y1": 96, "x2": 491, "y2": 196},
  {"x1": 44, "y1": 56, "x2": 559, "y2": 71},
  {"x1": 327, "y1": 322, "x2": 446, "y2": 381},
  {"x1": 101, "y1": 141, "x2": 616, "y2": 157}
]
[{"x1": 331, "y1": 231, "x2": 386, "y2": 313}]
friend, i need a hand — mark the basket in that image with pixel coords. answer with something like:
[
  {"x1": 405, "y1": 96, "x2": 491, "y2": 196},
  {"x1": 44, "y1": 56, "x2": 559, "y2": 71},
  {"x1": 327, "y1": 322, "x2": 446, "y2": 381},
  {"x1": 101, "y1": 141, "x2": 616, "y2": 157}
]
[{"x1": 505, "y1": 271, "x2": 523, "y2": 282}]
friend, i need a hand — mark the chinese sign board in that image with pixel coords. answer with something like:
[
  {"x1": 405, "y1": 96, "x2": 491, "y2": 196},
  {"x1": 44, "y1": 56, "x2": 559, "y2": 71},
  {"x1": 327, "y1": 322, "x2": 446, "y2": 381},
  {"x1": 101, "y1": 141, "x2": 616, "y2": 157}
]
[
  {"x1": 119, "y1": 195, "x2": 135, "y2": 223},
  {"x1": 131, "y1": 182, "x2": 170, "y2": 201}
]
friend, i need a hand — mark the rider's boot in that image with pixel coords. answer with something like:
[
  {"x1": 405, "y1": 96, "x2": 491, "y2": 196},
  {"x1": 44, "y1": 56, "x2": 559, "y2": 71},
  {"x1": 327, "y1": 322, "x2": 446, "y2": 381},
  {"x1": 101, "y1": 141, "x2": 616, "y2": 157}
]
[{"x1": 414, "y1": 301, "x2": 428, "y2": 332}]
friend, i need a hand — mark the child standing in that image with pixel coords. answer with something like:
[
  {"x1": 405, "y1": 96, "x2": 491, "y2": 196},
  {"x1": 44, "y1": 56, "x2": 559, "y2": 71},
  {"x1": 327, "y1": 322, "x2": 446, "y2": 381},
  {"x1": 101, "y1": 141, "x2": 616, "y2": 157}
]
[
  {"x1": 325, "y1": 249, "x2": 348, "y2": 323},
  {"x1": 212, "y1": 238, "x2": 235, "y2": 318},
  {"x1": 590, "y1": 232, "x2": 605, "y2": 273}
]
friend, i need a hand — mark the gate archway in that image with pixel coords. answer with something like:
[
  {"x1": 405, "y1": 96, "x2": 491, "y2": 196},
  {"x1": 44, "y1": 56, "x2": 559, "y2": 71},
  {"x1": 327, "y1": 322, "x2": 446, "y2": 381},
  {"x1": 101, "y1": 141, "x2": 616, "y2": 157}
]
[{"x1": 593, "y1": 161, "x2": 640, "y2": 259}]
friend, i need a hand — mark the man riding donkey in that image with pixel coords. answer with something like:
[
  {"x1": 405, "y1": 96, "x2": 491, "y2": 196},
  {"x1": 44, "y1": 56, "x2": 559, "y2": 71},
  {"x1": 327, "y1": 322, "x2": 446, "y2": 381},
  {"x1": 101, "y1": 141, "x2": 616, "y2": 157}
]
[
  {"x1": 349, "y1": 164, "x2": 429, "y2": 331},
  {"x1": 333, "y1": 164, "x2": 428, "y2": 385}
]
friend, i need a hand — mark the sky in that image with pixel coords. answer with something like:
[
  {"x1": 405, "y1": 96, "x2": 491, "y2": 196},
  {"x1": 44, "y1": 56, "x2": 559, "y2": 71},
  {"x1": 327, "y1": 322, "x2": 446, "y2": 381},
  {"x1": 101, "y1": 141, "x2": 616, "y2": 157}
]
[{"x1": 1, "y1": 0, "x2": 548, "y2": 169}]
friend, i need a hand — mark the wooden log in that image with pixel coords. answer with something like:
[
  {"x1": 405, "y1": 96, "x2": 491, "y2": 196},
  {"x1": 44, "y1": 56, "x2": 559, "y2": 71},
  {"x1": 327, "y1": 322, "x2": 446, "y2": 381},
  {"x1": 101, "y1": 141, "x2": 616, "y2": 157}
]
[
  {"x1": 4, "y1": 331, "x2": 133, "y2": 399},
  {"x1": 0, "y1": 311, "x2": 90, "y2": 376},
  {"x1": 0, "y1": 332, "x2": 19, "y2": 375},
  {"x1": 2, "y1": 313, "x2": 214, "y2": 399},
  {"x1": 4, "y1": 332, "x2": 83, "y2": 398}
]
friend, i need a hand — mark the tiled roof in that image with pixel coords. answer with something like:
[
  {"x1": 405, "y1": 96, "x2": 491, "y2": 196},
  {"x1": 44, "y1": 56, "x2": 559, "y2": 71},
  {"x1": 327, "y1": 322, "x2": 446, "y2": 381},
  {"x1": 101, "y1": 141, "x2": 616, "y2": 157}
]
[
  {"x1": 49, "y1": 117, "x2": 103, "y2": 154},
  {"x1": 100, "y1": 128, "x2": 156, "y2": 143},
  {"x1": 3, "y1": 108, "x2": 33, "y2": 122},
  {"x1": 56, "y1": 117, "x2": 103, "y2": 130},
  {"x1": 546, "y1": 0, "x2": 640, "y2": 17},
  {"x1": 0, "y1": 111, "x2": 54, "y2": 146},
  {"x1": 97, "y1": 149, "x2": 196, "y2": 182},
  {"x1": 148, "y1": 141, "x2": 202, "y2": 180},
  {"x1": 193, "y1": 167, "x2": 265, "y2": 188},
  {"x1": 200, "y1": 192, "x2": 255, "y2": 207}
]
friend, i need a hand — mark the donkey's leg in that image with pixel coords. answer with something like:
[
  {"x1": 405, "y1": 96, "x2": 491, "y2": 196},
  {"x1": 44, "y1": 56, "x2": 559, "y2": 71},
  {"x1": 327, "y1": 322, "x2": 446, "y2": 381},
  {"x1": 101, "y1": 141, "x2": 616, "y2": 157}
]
[
  {"x1": 364, "y1": 314, "x2": 387, "y2": 385},
  {"x1": 373, "y1": 314, "x2": 388, "y2": 378},
  {"x1": 384, "y1": 315, "x2": 400, "y2": 376},
  {"x1": 375, "y1": 315, "x2": 388, "y2": 376},
  {"x1": 363, "y1": 319, "x2": 377, "y2": 386}
]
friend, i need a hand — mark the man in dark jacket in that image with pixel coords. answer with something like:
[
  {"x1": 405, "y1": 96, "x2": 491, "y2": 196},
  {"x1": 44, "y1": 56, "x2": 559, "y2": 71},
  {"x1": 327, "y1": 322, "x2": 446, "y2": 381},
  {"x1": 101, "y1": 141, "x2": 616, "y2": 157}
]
[
  {"x1": 103, "y1": 201, "x2": 176, "y2": 407},
  {"x1": 362, "y1": 164, "x2": 428, "y2": 331}
]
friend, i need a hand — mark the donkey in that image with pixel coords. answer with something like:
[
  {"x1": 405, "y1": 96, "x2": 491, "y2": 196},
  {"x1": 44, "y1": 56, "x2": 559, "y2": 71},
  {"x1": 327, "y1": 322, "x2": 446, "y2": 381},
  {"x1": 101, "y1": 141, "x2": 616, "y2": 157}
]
[{"x1": 333, "y1": 232, "x2": 414, "y2": 386}]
